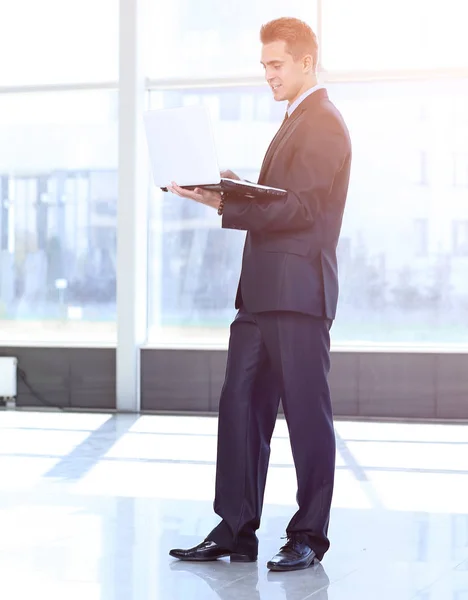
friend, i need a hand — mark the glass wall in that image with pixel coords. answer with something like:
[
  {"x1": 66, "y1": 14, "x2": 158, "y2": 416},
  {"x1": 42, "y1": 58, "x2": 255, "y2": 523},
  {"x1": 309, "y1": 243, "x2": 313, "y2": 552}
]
[
  {"x1": 146, "y1": 0, "x2": 317, "y2": 79},
  {"x1": 329, "y1": 78, "x2": 468, "y2": 343},
  {"x1": 2, "y1": 1, "x2": 468, "y2": 347},
  {"x1": 0, "y1": 0, "x2": 118, "y2": 85},
  {"x1": 321, "y1": 0, "x2": 468, "y2": 71},
  {"x1": 0, "y1": 0, "x2": 119, "y2": 343},
  {"x1": 147, "y1": 86, "x2": 282, "y2": 343},
  {"x1": 0, "y1": 1, "x2": 118, "y2": 346},
  {"x1": 146, "y1": 3, "x2": 468, "y2": 346}
]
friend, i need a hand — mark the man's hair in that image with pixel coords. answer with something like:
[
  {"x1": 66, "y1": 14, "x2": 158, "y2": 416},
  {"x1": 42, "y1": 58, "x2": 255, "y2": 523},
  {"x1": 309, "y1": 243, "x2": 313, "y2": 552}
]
[{"x1": 260, "y1": 17, "x2": 318, "y2": 69}]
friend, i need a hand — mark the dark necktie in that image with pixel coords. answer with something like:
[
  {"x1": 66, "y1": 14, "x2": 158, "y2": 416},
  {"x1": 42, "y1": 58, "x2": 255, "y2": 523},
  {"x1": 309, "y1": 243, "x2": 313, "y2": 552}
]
[{"x1": 261, "y1": 109, "x2": 290, "y2": 169}]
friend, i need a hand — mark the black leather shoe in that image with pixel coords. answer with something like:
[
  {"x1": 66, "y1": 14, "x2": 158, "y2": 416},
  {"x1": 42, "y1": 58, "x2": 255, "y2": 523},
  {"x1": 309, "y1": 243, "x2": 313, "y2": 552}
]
[
  {"x1": 267, "y1": 536, "x2": 317, "y2": 571},
  {"x1": 169, "y1": 540, "x2": 257, "y2": 562}
]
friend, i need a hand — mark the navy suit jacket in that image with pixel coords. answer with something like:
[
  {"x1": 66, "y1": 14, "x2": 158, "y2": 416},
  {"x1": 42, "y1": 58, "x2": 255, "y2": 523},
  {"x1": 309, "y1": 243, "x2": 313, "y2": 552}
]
[{"x1": 221, "y1": 88, "x2": 352, "y2": 320}]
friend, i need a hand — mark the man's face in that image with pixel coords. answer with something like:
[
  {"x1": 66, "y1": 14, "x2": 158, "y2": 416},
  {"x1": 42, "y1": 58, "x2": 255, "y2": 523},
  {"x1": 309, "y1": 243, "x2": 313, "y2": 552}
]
[{"x1": 261, "y1": 40, "x2": 310, "y2": 105}]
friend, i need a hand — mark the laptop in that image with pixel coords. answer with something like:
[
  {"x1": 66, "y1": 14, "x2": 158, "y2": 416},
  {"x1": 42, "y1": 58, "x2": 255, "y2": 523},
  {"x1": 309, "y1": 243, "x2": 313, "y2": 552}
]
[{"x1": 143, "y1": 105, "x2": 287, "y2": 199}]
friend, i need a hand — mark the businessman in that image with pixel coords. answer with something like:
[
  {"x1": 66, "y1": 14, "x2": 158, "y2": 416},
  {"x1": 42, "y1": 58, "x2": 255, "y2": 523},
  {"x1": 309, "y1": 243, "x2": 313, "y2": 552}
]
[{"x1": 169, "y1": 17, "x2": 352, "y2": 572}]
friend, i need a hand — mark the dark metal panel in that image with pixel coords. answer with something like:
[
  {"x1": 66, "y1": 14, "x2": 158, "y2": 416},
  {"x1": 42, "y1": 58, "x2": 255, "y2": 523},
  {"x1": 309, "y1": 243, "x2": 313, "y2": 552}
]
[
  {"x1": 329, "y1": 352, "x2": 360, "y2": 416},
  {"x1": 0, "y1": 346, "x2": 115, "y2": 410},
  {"x1": 207, "y1": 350, "x2": 361, "y2": 417},
  {"x1": 358, "y1": 352, "x2": 438, "y2": 419},
  {"x1": 8, "y1": 347, "x2": 71, "y2": 408},
  {"x1": 1, "y1": 346, "x2": 467, "y2": 419},
  {"x1": 69, "y1": 348, "x2": 116, "y2": 409},
  {"x1": 15, "y1": 392, "x2": 70, "y2": 409},
  {"x1": 436, "y1": 354, "x2": 468, "y2": 419},
  {"x1": 208, "y1": 350, "x2": 227, "y2": 412},
  {"x1": 141, "y1": 349, "x2": 211, "y2": 411}
]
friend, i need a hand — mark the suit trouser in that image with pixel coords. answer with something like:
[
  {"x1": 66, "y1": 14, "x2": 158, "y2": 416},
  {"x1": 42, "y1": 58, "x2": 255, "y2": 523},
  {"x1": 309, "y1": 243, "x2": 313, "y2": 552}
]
[{"x1": 207, "y1": 307, "x2": 335, "y2": 560}]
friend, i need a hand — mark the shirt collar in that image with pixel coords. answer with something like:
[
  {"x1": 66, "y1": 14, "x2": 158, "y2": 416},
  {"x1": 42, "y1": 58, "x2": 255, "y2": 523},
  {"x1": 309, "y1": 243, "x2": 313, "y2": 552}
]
[{"x1": 287, "y1": 84, "x2": 325, "y2": 118}]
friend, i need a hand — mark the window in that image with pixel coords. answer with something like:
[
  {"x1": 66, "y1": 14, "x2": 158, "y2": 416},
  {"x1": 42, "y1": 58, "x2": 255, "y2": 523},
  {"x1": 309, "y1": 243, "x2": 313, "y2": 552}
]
[
  {"x1": 146, "y1": 79, "x2": 468, "y2": 345},
  {"x1": 414, "y1": 219, "x2": 428, "y2": 257},
  {"x1": 147, "y1": 87, "x2": 280, "y2": 343},
  {"x1": 2, "y1": 0, "x2": 467, "y2": 352},
  {"x1": 146, "y1": 0, "x2": 317, "y2": 79},
  {"x1": 452, "y1": 221, "x2": 468, "y2": 257},
  {"x1": 330, "y1": 79, "x2": 468, "y2": 343},
  {"x1": 453, "y1": 153, "x2": 468, "y2": 188},
  {"x1": 0, "y1": 0, "x2": 118, "y2": 85},
  {"x1": 220, "y1": 93, "x2": 242, "y2": 121},
  {"x1": 321, "y1": 0, "x2": 468, "y2": 71},
  {"x1": 0, "y1": 91, "x2": 117, "y2": 344},
  {"x1": 418, "y1": 151, "x2": 429, "y2": 186}
]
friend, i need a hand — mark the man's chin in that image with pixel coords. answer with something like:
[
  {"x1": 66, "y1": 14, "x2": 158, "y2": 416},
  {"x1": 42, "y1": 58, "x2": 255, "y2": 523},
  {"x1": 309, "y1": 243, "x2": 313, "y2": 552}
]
[{"x1": 272, "y1": 91, "x2": 287, "y2": 102}]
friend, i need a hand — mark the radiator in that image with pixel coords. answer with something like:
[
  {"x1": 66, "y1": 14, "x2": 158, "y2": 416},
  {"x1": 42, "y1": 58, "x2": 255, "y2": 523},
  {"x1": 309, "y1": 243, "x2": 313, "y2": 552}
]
[{"x1": 0, "y1": 357, "x2": 18, "y2": 398}]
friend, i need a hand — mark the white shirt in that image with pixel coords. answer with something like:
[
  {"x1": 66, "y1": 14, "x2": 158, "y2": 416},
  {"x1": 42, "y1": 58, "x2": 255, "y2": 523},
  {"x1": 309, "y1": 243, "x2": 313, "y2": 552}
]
[{"x1": 287, "y1": 84, "x2": 325, "y2": 118}]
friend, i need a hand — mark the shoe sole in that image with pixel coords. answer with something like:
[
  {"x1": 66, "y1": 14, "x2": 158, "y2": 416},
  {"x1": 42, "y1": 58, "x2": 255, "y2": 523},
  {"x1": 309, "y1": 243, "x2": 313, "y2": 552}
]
[
  {"x1": 267, "y1": 556, "x2": 317, "y2": 571},
  {"x1": 230, "y1": 553, "x2": 257, "y2": 563},
  {"x1": 169, "y1": 551, "x2": 257, "y2": 563}
]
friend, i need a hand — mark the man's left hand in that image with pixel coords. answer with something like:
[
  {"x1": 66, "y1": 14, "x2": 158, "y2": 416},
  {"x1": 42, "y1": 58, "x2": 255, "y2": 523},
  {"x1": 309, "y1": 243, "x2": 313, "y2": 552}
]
[{"x1": 168, "y1": 182, "x2": 222, "y2": 211}]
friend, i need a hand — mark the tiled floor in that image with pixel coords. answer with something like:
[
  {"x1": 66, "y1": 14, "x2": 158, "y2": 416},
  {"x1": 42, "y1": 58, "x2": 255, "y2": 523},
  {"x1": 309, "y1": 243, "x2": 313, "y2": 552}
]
[{"x1": 0, "y1": 411, "x2": 467, "y2": 599}]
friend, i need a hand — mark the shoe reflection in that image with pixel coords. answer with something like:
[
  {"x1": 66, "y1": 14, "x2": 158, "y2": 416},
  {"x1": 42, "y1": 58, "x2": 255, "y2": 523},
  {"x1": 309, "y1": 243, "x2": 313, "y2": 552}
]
[
  {"x1": 170, "y1": 559, "x2": 260, "y2": 598},
  {"x1": 267, "y1": 562, "x2": 330, "y2": 599},
  {"x1": 169, "y1": 560, "x2": 329, "y2": 599}
]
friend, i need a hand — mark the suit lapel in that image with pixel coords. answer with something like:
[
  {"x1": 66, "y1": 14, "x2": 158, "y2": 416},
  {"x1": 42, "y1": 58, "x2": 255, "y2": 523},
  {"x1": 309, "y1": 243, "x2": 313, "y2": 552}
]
[
  {"x1": 258, "y1": 88, "x2": 328, "y2": 183},
  {"x1": 259, "y1": 109, "x2": 301, "y2": 181}
]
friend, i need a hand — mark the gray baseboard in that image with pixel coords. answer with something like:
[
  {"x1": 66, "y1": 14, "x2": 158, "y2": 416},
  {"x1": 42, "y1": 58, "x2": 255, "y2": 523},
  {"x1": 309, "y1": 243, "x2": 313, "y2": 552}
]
[
  {"x1": 0, "y1": 347, "x2": 116, "y2": 410},
  {"x1": 141, "y1": 348, "x2": 468, "y2": 420},
  {"x1": 1, "y1": 346, "x2": 467, "y2": 420}
]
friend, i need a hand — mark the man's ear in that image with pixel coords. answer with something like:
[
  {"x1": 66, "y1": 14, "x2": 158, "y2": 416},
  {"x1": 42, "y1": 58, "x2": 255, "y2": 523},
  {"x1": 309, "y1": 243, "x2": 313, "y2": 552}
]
[{"x1": 303, "y1": 54, "x2": 313, "y2": 73}]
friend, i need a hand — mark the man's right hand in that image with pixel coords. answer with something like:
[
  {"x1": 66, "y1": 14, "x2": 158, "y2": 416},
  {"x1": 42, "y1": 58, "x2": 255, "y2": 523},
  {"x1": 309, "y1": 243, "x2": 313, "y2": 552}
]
[{"x1": 221, "y1": 169, "x2": 241, "y2": 181}]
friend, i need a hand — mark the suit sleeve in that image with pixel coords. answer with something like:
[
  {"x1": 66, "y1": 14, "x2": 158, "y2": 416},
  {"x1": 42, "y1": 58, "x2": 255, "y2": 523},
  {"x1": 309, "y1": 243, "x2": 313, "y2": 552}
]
[{"x1": 221, "y1": 119, "x2": 349, "y2": 234}]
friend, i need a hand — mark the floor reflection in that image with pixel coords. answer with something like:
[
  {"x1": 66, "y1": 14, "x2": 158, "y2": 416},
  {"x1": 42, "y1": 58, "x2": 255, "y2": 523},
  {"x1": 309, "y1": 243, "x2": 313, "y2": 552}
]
[{"x1": 0, "y1": 412, "x2": 467, "y2": 600}]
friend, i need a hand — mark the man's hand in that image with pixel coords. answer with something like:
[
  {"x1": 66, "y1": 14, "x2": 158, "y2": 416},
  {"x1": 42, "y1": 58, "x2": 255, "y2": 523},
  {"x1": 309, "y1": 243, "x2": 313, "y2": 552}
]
[
  {"x1": 221, "y1": 169, "x2": 240, "y2": 181},
  {"x1": 168, "y1": 182, "x2": 222, "y2": 211}
]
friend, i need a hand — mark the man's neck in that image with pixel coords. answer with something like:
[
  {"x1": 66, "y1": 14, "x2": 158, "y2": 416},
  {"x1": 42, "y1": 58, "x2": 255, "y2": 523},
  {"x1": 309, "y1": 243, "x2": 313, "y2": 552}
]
[{"x1": 288, "y1": 78, "x2": 319, "y2": 107}]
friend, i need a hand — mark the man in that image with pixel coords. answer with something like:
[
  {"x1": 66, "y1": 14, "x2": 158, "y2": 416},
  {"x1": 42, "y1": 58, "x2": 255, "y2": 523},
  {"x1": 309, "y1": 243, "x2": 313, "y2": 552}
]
[{"x1": 169, "y1": 17, "x2": 351, "y2": 572}]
